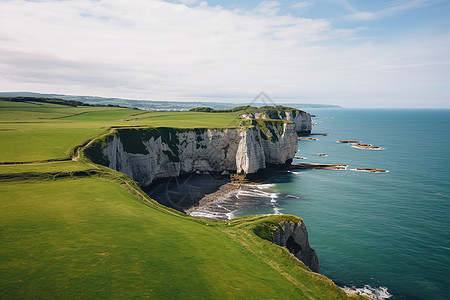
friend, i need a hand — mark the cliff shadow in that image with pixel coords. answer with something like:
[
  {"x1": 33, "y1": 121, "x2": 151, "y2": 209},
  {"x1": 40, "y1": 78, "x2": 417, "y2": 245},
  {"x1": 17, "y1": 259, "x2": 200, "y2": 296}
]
[{"x1": 142, "y1": 173, "x2": 229, "y2": 213}]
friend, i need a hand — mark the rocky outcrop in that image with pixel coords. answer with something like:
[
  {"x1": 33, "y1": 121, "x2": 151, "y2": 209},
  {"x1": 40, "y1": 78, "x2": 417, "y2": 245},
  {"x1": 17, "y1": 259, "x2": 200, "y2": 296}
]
[
  {"x1": 273, "y1": 220, "x2": 320, "y2": 273},
  {"x1": 241, "y1": 109, "x2": 312, "y2": 135},
  {"x1": 85, "y1": 122, "x2": 298, "y2": 186}
]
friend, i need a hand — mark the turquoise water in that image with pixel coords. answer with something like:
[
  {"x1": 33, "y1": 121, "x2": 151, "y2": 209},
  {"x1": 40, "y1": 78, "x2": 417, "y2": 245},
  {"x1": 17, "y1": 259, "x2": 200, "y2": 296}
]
[{"x1": 235, "y1": 109, "x2": 450, "y2": 300}]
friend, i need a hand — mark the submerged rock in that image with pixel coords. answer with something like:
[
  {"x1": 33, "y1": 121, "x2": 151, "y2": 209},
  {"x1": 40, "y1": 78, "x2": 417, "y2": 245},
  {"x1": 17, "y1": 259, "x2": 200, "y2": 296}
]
[
  {"x1": 337, "y1": 140, "x2": 362, "y2": 144},
  {"x1": 355, "y1": 168, "x2": 387, "y2": 173}
]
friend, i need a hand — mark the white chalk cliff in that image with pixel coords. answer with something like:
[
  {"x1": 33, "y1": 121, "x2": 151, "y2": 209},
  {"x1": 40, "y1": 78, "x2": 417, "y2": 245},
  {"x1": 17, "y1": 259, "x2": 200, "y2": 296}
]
[
  {"x1": 241, "y1": 109, "x2": 312, "y2": 135},
  {"x1": 86, "y1": 122, "x2": 298, "y2": 186}
]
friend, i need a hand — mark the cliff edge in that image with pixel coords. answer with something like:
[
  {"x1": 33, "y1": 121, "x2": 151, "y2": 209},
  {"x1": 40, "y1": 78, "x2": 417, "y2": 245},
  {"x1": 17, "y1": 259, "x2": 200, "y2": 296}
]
[
  {"x1": 84, "y1": 120, "x2": 298, "y2": 186},
  {"x1": 274, "y1": 220, "x2": 320, "y2": 273},
  {"x1": 251, "y1": 216, "x2": 320, "y2": 273},
  {"x1": 241, "y1": 107, "x2": 312, "y2": 135}
]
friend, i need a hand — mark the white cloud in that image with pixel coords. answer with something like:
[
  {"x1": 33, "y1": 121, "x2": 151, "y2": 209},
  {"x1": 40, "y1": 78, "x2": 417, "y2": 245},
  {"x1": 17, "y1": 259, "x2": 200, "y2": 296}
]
[
  {"x1": 0, "y1": 0, "x2": 448, "y2": 107},
  {"x1": 341, "y1": 0, "x2": 439, "y2": 21},
  {"x1": 291, "y1": 2, "x2": 310, "y2": 11},
  {"x1": 254, "y1": 1, "x2": 281, "y2": 16},
  {"x1": 178, "y1": 0, "x2": 199, "y2": 5}
]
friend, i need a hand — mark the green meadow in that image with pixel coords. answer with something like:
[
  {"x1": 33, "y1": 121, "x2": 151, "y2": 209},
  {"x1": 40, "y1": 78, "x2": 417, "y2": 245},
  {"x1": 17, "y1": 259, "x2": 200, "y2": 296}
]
[
  {"x1": 0, "y1": 101, "x2": 240, "y2": 163},
  {"x1": 0, "y1": 99, "x2": 364, "y2": 299}
]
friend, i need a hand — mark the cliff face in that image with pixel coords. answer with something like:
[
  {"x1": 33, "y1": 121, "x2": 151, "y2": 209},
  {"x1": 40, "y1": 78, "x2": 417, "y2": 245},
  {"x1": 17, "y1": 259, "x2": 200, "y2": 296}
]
[
  {"x1": 86, "y1": 122, "x2": 298, "y2": 186},
  {"x1": 241, "y1": 109, "x2": 312, "y2": 135},
  {"x1": 286, "y1": 110, "x2": 312, "y2": 135},
  {"x1": 273, "y1": 220, "x2": 320, "y2": 273},
  {"x1": 99, "y1": 128, "x2": 237, "y2": 186}
]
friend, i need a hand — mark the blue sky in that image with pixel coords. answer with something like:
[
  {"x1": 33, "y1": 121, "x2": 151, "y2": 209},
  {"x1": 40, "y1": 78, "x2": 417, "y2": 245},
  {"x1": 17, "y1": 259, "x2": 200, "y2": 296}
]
[{"x1": 0, "y1": 0, "x2": 449, "y2": 107}]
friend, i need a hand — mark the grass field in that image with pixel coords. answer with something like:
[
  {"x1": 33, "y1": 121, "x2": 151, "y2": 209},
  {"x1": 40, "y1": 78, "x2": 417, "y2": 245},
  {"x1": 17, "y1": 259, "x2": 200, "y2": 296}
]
[
  {"x1": 0, "y1": 161, "x2": 93, "y2": 174},
  {"x1": 0, "y1": 101, "x2": 240, "y2": 162},
  {"x1": 0, "y1": 100, "x2": 364, "y2": 299},
  {"x1": 1, "y1": 176, "x2": 355, "y2": 299}
]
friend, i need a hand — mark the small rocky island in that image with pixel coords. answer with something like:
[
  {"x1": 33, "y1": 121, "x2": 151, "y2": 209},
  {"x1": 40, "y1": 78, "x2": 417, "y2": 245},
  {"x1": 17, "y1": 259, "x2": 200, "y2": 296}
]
[
  {"x1": 338, "y1": 140, "x2": 362, "y2": 143},
  {"x1": 354, "y1": 168, "x2": 388, "y2": 173},
  {"x1": 352, "y1": 143, "x2": 384, "y2": 150},
  {"x1": 298, "y1": 137, "x2": 317, "y2": 140},
  {"x1": 291, "y1": 163, "x2": 347, "y2": 170},
  {"x1": 338, "y1": 140, "x2": 383, "y2": 150}
]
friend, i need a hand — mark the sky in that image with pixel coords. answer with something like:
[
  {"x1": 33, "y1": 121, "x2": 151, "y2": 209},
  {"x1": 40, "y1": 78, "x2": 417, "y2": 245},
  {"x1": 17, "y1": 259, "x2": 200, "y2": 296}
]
[{"x1": 0, "y1": 0, "x2": 449, "y2": 108}]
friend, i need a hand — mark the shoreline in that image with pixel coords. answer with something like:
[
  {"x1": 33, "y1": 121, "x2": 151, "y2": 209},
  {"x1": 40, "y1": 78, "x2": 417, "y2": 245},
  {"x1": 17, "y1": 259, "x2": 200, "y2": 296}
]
[
  {"x1": 185, "y1": 182, "x2": 239, "y2": 215},
  {"x1": 184, "y1": 164, "x2": 346, "y2": 218},
  {"x1": 185, "y1": 162, "x2": 388, "y2": 217}
]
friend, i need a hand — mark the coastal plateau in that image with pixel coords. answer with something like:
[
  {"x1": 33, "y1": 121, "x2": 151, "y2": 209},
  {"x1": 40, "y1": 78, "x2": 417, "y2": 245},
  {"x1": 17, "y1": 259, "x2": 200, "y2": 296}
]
[
  {"x1": 1, "y1": 98, "x2": 366, "y2": 299},
  {"x1": 84, "y1": 108, "x2": 312, "y2": 186},
  {"x1": 83, "y1": 107, "x2": 322, "y2": 272}
]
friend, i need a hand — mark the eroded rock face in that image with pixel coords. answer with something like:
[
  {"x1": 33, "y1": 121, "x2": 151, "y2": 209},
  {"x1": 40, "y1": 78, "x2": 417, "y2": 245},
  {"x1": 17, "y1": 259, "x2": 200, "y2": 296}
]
[
  {"x1": 98, "y1": 123, "x2": 298, "y2": 186},
  {"x1": 241, "y1": 110, "x2": 312, "y2": 135},
  {"x1": 273, "y1": 221, "x2": 320, "y2": 273},
  {"x1": 283, "y1": 110, "x2": 312, "y2": 135},
  {"x1": 261, "y1": 123, "x2": 298, "y2": 165},
  {"x1": 235, "y1": 128, "x2": 266, "y2": 174}
]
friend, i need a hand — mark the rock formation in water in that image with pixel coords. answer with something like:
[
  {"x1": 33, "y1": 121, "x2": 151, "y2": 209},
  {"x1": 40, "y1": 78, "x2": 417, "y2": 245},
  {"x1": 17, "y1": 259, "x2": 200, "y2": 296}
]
[
  {"x1": 273, "y1": 220, "x2": 320, "y2": 273},
  {"x1": 84, "y1": 121, "x2": 298, "y2": 186}
]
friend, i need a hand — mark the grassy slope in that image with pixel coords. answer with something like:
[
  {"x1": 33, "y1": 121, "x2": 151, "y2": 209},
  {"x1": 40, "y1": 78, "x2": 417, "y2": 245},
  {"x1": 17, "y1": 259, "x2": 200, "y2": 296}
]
[
  {"x1": 1, "y1": 177, "x2": 352, "y2": 299},
  {"x1": 0, "y1": 161, "x2": 91, "y2": 174},
  {"x1": 0, "y1": 100, "x2": 364, "y2": 299}
]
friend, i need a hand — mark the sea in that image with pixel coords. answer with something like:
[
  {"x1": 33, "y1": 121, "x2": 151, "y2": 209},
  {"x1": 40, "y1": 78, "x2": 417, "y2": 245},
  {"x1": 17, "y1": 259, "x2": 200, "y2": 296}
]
[{"x1": 194, "y1": 109, "x2": 450, "y2": 300}]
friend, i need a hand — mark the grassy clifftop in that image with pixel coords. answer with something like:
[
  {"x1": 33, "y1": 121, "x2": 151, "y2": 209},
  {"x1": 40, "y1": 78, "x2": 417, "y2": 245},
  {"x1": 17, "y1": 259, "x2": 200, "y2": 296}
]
[{"x1": 0, "y1": 99, "x2": 365, "y2": 299}]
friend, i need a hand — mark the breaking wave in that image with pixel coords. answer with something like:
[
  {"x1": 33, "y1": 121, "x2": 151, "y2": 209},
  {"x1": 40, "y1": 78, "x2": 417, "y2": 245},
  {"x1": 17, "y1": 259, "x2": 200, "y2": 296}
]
[
  {"x1": 188, "y1": 184, "x2": 283, "y2": 220},
  {"x1": 343, "y1": 285, "x2": 392, "y2": 300}
]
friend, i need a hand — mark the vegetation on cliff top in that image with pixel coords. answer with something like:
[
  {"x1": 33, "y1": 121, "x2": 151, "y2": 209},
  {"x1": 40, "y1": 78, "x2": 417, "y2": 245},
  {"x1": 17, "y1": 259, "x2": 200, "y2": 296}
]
[
  {"x1": 240, "y1": 119, "x2": 287, "y2": 142},
  {"x1": 189, "y1": 104, "x2": 303, "y2": 114},
  {"x1": 0, "y1": 96, "x2": 128, "y2": 108},
  {"x1": 0, "y1": 99, "x2": 366, "y2": 299}
]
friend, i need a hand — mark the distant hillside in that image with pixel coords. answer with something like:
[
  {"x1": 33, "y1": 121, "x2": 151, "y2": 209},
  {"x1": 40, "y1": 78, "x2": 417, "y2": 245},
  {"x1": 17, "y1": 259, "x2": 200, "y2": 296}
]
[{"x1": 0, "y1": 92, "x2": 341, "y2": 110}]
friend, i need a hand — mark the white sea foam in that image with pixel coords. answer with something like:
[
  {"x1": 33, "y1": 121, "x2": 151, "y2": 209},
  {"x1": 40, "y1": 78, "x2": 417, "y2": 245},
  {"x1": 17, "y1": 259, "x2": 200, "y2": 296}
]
[
  {"x1": 273, "y1": 207, "x2": 283, "y2": 215},
  {"x1": 236, "y1": 186, "x2": 274, "y2": 199},
  {"x1": 269, "y1": 193, "x2": 283, "y2": 215},
  {"x1": 225, "y1": 211, "x2": 235, "y2": 220},
  {"x1": 343, "y1": 285, "x2": 392, "y2": 300},
  {"x1": 190, "y1": 184, "x2": 283, "y2": 220},
  {"x1": 237, "y1": 190, "x2": 272, "y2": 198},
  {"x1": 255, "y1": 184, "x2": 276, "y2": 190},
  {"x1": 270, "y1": 193, "x2": 278, "y2": 203}
]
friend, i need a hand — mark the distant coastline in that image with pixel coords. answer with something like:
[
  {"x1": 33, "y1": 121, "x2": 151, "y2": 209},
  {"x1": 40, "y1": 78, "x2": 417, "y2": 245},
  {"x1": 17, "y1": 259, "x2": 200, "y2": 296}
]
[{"x1": 0, "y1": 91, "x2": 342, "y2": 111}]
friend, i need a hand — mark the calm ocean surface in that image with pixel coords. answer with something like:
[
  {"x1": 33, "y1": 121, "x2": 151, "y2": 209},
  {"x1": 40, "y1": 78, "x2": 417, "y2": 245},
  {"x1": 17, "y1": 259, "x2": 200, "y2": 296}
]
[{"x1": 234, "y1": 109, "x2": 450, "y2": 300}]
